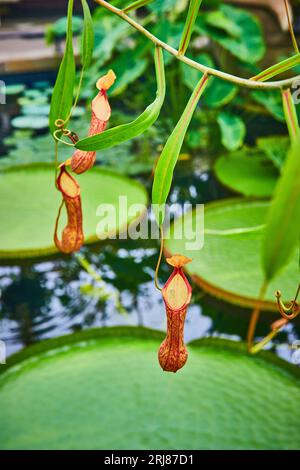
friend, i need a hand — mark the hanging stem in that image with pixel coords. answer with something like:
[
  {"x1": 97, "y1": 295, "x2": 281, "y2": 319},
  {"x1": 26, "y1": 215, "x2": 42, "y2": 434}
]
[
  {"x1": 65, "y1": 67, "x2": 85, "y2": 126},
  {"x1": 154, "y1": 225, "x2": 164, "y2": 291},
  {"x1": 250, "y1": 282, "x2": 300, "y2": 354},
  {"x1": 54, "y1": 140, "x2": 59, "y2": 181},
  {"x1": 284, "y1": 0, "x2": 299, "y2": 54},
  {"x1": 247, "y1": 281, "x2": 268, "y2": 351},
  {"x1": 250, "y1": 328, "x2": 280, "y2": 355},
  {"x1": 94, "y1": 0, "x2": 300, "y2": 90},
  {"x1": 294, "y1": 282, "x2": 300, "y2": 303}
]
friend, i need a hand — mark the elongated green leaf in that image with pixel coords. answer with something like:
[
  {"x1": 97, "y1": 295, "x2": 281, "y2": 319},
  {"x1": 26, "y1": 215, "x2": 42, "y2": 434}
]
[
  {"x1": 282, "y1": 88, "x2": 300, "y2": 141},
  {"x1": 49, "y1": 0, "x2": 75, "y2": 135},
  {"x1": 152, "y1": 73, "x2": 209, "y2": 226},
  {"x1": 262, "y1": 138, "x2": 300, "y2": 281},
  {"x1": 217, "y1": 111, "x2": 246, "y2": 151},
  {"x1": 75, "y1": 47, "x2": 165, "y2": 151},
  {"x1": 123, "y1": 0, "x2": 153, "y2": 13},
  {"x1": 251, "y1": 54, "x2": 300, "y2": 82},
  {"x1": 179, "y1": 0, "x2": 203, "y2": 55},
  {"x1": 81, "y1": 0, "x2": 94, "y2": 68}
]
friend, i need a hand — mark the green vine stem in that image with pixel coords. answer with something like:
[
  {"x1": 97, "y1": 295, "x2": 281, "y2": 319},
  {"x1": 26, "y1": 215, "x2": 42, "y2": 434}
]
[
  {"x1": 154, "y1": 225, "x2": 164, "y2": 292},
  {"x1": 94, "y1": 0, "x2": 300, "y2": 90},
  {"x1": 249, "y1": 283, "x2": 300, "y2": 354},
  {"x1": 247, "y1": 281, "x2": 268, "y2": 351},
  {"x1": 284, "y1": 0, "x2": 299, "y2": 54}
]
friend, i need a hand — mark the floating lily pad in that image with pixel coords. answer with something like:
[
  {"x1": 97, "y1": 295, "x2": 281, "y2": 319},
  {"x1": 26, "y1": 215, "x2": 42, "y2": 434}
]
[
  {"x1": 11, "y1": 116, "x2": 49, "y2": 130},
  {"x1": 165, "y1": 199, "x2": 298, "y2": 310},
  {"x1": 5, "y1": 84, "x2": 25, "y2": 96},
  {"x1": 0, "y1": 164, "x2": 147, "y2": 259},
  {"x1": 214, "y1": 151, "x2": 278, "y2": 197},
  {"x1": 0, "y1": 327, "x2": 299, "y2": 450}
]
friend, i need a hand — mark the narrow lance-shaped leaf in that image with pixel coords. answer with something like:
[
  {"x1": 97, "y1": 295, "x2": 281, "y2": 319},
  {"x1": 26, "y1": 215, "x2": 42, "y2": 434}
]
[
  {"x1": 262, "y1": 137, "x2": 300, "y2": 281},
  {"x1": 251, "y1": 53, "x2": 300, "y2": 82},
  {"x1": 282, "y1": 88, "x2": 300, "y2": 141},
  {"x1": 179, "y1": 0, "x2": 203, "y2": 55},
  {"x1": 75, "y1": 46, "x2": 165, "y2": 151},
  {"x1": 123, "y1": 0, "x2": 153, "y2": 13},
  {"x1": 81, "y1": 0, "x2": 94, "y2": 68},
  {"x1": 152, "y1": 73, "x2": 210, "y2": 226},
  {"x1": 49, "y1": 0, "x2": 75, "y2": 135}
]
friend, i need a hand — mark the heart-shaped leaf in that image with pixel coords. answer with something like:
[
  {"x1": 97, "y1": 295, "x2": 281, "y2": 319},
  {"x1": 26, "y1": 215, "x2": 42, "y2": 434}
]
[{"x1": 217, "y1": 111, "x2": 246, "y2": 151}]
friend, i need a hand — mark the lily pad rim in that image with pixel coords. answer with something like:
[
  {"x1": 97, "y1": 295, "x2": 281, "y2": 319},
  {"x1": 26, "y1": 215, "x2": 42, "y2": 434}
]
[
  {"x1": 213, "y1": 153, "x2": 277, "y2": 198},
  {"x1": 0, "y1": 163, "x2": 148, "y2": 260},
  {"x1": 165, "y1": 197, "x2": 283, "y2": 312},
  {"x1": 1, "y1": 326, "x2": 299, "y2": 380}
]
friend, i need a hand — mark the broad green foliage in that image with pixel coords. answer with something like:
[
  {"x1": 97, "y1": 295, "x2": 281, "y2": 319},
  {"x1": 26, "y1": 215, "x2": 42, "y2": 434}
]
[
  {"x1": 251, "y1": 90, "x2": 285, "y2": 122},
  {"x1": 45, "y1": 16, "x2": 83, "y2": 44},
  {"x1": 262, "y1": 139, "x2": 300, "y2": 281},
  {"x1": 196, "y1": 4, "x2": 265, "y2": 64},
  {"x1": 256, "y1": 136, "x2": 289, "y2": 171},
  {"x1": 109, "y1": 53, "x2": 148, "y2": 96},
  {"x1": 151, "y1": 21, "x2": 184, "y2": 65},
  {"x1": 152, "y1": 73, "x2": 209, "y2": 225},
  {"x1": 0, "y1": 328, "x2": 299, "y2": 450},
  {"x1": 49, "y1": 0, "x2": 75, "y2": 134},
  {"x1": 215, "y1": 151, "x2": 278, "y2": 197},
  {"x1": 181, "y1": 54, "x2": 238, "y2": 108},
  {"x1": 149, "y1": 0, "x2": 181, "y2": 14},
  {"x1": 0, "y1": 165, "x2": 147, "y2": 259},
  {"x1": 165, "y1": 199, "x2": 298, "y2": 308},
  {"x1": 75, "y1": 47, "x2": 165, "y2": 151},
  {"x1": 180, "y1": 52, "x2": 213, "y2": 91},
  {"x1": 217, "y1": 111, "x2": 245, "y2": 151},
  {"x1": 203, "y1": 78, "x2": 237, "y2": 108},
  {"x1": 92, "y1": 16, "x2": 130, "y2": 69}
]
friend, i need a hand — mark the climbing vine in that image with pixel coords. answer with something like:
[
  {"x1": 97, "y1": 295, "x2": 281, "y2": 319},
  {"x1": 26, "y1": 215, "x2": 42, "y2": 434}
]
[{"x1": 49, "y1": 0, "x2": 300, "y2": 369}]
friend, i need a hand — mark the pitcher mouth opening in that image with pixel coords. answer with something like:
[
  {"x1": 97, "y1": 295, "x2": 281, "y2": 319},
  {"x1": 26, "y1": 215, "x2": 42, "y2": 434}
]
[{"x1": 162, "y1": 255, "x2": 192, "y2": 312}]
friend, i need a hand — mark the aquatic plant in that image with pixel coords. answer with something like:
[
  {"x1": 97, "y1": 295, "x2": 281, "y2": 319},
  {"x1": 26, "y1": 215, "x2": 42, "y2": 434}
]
[{"x1": 49, "y1": 0, "x2": 300, "y2": 369}]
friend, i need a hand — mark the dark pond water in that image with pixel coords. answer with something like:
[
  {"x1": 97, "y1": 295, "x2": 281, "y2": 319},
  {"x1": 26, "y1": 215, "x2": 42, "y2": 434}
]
[{"x1": 0, "y1": 76, "x2": 299, "y2": 364}]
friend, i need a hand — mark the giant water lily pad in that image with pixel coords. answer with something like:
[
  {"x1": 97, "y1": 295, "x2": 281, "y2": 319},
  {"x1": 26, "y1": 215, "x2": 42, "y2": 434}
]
[
  {"x1": 214, "y1": 151, "x2": 278, "y2": 197},
  {"x1": 165, "y1": 199, "x2": 298, "y2": 310},
  {"x1": 0, "y1": 327, "x2": 299, "y2": 450},
  {"x1": 0, "y1": 164, "x2": 147, "y2": 259}
]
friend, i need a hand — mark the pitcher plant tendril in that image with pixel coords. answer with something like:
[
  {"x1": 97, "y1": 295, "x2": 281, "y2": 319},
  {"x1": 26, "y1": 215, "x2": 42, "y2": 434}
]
[
  {"x1": 249, "y1": 283, "x2": 300, "y2": 355},
  {"x1": 158, "y1": 255, "x2": 192, "y2": 373},
  {"x1": 54, "y1": 166, "x2": 84, "y2": 254}
]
